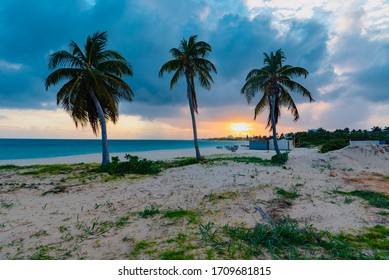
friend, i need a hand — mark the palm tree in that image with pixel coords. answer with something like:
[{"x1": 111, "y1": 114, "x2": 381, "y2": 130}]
[
  {"x1": 45, "y1": 31, "x2": 134, "y2": 165},
  {"x1": 241, "y1": 49, "x2": 313, "y2": 155},
  {"x1": 159, "y1": 35, "x2": 217, "y2": 161}
]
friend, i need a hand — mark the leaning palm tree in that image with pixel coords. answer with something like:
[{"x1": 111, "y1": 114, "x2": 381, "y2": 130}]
[
  {"x1": 159, "y1": 35, "x2": 217, "y2": 161},
  {"x1": 241, "y1": 49, "x2": 313, "y2": 155},
  {"x1": 45, "y1": 31, "x2": 134, "y2": 165}
]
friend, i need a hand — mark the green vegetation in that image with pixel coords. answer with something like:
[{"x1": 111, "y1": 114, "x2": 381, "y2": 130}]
[
  {"x1": 163, "y1": 209, "x2": 197, "y2": 220},
  {"x1": 160, "y1": 157, "x2": 200, "y2": 168},
  {"x1": 206, "y1": 191, "x2": 239, "y2": 202},
  {"x1": 139, "y1": 205, "x2": 160, "y2": 218},
  {"x1": 30, "y1": 230, "x2": 49, "y2": 238},
  {"x1": 292, "y1": 127, "x2": 388, "y2": 149},
  {"x1": 0, "y1": 199, "x2": 14, "y2": 209},
  {"x1": 335, "y1": 190, "x2": 389, "y2": 209},
  {"x1": 319, "y1": 138, "x2": 349, "y2": 153},
  {"x1": 161, "y1": 249, "x2": 195, "y2": 260},
  {"x1": 271, "y1": 152, "x2": 288, "y2": 164},
  {"x1": 98, "y1": 154, "x2": 160, "y2": 176},
  {"x1": 0, "y1": 165, "x2": 24, "y2": 170},
  {"x1": 21, "y1": 164, "x2": 74, "y2": 175},
  {"x1": 275, "y1": 187, "x2": 300, "y2": 200},
  {"x1": 199, "y1": 217, "x2": 389, "y2": 259}
]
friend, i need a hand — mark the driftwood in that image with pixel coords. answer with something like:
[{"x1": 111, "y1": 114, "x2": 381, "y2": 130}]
[{"x1": 254, "y1": 207, "x2": 273, "y2": 225}]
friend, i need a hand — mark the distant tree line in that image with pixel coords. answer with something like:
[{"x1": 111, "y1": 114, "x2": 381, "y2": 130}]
[{"x1": 289, "y1": 127, "x2": 389, "y2": 151}]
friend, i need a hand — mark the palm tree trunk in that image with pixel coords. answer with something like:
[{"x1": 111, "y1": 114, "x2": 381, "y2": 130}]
[
  {"x1": 269, "y1": 94, "x2": 281, "y2": 155},
  {"x1": 89, "y1": 89, "x2": 110, "y2": 166},
  {"x1": 185, "y1": 74, "x2": 201, "y2": 161}
]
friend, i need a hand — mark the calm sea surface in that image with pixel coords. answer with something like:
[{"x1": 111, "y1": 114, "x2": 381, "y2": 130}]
[{"x1": 0, "y1": 139, "x2": 248, "y2": 160}]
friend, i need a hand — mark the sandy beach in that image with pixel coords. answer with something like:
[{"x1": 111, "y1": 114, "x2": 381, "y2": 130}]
[{"x1": 0, "y1": 145, "x2": 388, "y2": 259}]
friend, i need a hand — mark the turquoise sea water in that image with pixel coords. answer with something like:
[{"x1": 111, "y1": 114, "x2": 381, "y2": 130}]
[{"x1": 0, "y1": 139, "x2": 248, "y2": 160}]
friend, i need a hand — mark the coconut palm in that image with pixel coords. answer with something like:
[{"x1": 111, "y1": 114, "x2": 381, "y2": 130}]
[
  {"x1": 45, "y1": 31, "x2": 134, "y2": 165},
  {"x1": 159, "y1": 35, "x2": 217, "y2": 161},
  {"x1": 241, "y1": 49, "x2": 313, "y2": 155}
]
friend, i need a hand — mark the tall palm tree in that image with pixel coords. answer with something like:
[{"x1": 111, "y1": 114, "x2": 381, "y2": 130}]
[
  {"x1": 159, "y1": 35, "x2": 217, "y2": 161},
  {"x1": 241, "y1": 49, "x2": 313, "y2": 155},
  {"x1": 45, "y1": 31, "x2": 134, "y2": 165}
]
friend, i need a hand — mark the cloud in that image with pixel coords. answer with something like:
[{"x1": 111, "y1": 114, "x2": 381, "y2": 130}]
[{"x1": 0, "y1": 0, "x2": 388, "y2": 136}]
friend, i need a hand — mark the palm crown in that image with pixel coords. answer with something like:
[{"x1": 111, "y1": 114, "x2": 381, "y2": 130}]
[
  {"x1": 241, "y1": 49, "x2": 313, "y2": 129},
  {"x1": 45, "y1": 31, "x2": 134, "y2": 134},
  {"x1": 158, "y1": 35, "x2": 216, "y2": 113}
]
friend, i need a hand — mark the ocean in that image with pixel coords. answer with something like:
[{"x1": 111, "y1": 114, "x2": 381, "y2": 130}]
[{"x1": 0, "y1": 139, "x2": 248, "y2": 160}]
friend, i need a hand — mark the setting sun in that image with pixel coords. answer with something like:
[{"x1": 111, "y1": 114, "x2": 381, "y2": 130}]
[{"x1": 230, "y1": 122, "x2": 252, "y2": 133}]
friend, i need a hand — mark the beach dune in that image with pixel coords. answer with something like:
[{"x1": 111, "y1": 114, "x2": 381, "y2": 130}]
[{"x1": 0, "y1": 145, "x2": 388, "y2": 259}]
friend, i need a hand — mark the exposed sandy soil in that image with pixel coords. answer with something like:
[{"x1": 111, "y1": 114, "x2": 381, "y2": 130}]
[{"x1": 0, "y1": 146, "x2": 388, "y2": 259}]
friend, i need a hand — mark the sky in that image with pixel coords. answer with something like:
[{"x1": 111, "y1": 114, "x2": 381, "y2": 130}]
[{"x1": 0, "y1": 0, "x2": 388, "y2": 139}]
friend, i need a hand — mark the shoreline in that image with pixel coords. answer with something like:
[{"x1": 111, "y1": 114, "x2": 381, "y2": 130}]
[{"x1": 0, "y1": 146, "x2": 269, "y2": 166}]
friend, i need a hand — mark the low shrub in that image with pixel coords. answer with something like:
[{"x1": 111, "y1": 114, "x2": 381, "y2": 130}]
[
  {"x1": 271, "y1": 152, "x2": 288, "y2": 165},
  {"x1": 99, "y1": 154, "x2": 160, "y2": 175},
  {"x1": 319, "y1": 139, "x2": 348, "y2": 153}
]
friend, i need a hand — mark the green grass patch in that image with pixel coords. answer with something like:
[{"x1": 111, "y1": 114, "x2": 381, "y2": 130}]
[
  {"x1": 319, "y1": 139, "x2": 348, "y2": 153},
  {"x1": 29, "y1": 245, "x2": 56, "y2": 260},
  {"x1": 139, "y1": 205, "x2": 160, "y2": 218},
  {"x1": 0, "y1": 165, "x2": 24, "y2": 170},
  {"x1": 30, "y1": 230, "x2": 49, "y2": 238},
  {"x1": 0, "y1": 199, "x2": 14, "y2": 209},
  {"x1": 163, "y1": 209, "x2": 197, "y2": 219},
  {"x1": 160, "y1": 157, "x2": 199, "y2": 168},
  {"x1": 115, "y1": 215, "x2": 130, "y2": 228},
  {"x1": 160, "y1": 249, "x2": 195, "y2": 260},
  {"x1": 21, "y1": 164, "x2": 75, "y2": 175},
  {"x1": 275, "y1": 187, "x2": 300, "y2": 200},
  {"x1": 210, "y1": 156, "x2": 273, "y2": 165},
  {"x1": 98, "y1": 155, "x2": 161, "y2": 176},
  {"x1": 199, "y1": 217, "x2": 388, "y2": 259},
  {"x1": 271, "y1": 153, "x2": 289, "y2": 165},
  {"x1": 335, "y1": 190, "x2": 389, "y2": 209},
  {"x1": 206, "y1": 191, "x2": 239, "y2": 202}
]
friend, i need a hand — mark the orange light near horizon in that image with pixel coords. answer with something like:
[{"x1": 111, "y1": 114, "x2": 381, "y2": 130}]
[{"x1": 230, "y1": 122, "x2": 252, "y2": 134}]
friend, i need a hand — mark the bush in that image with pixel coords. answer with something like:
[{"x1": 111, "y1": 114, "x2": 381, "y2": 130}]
[
  {"x1": 319, "y1": 139, "x2": 348, "y2": 153},
  {"x1": 99, "y1": 154, "x2": 160, "y2": 175},
  {"x1": 271, "y1": 152, "x2": 288, "y2": 165}
]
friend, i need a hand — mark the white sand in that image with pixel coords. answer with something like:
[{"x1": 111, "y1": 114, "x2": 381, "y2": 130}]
[
  {"x1": 0, "y1": 145, "x2": 388, "y2": 259},
  {"x1": 0, "y1": 147, "x2": 265, "y2": 166}
]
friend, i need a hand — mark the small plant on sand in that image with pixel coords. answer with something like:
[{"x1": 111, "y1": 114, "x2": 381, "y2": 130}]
[
  {"x1": 271, "y1": 153, "x2": 289, "y2": 165},
  {"x1": 30, "y1": 230, "x2": 49, "y2": 238},
  {"x1": 162, "y1": 209, "x2": 199, "y2": 224},
  {"x1": 139, "y1": 205, "x2": 160, "y2": 218},
  {"x1": 0, "y1": 199, "x2": 14, "y2": 209},
  {"x1": 335, "y1": 190, "x2": 389, "y2": 209},
  {"x1": 275, "y1": 187, "x2": 300, "y2": 200},
  {"x1": 160, "y1": 249, "x2": 195, "y2": 260}
]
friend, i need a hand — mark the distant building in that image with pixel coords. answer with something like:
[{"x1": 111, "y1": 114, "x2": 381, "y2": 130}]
[
  {"x1": 349, "y1": 138, "x2": 380, "y2": 146},
  {"x1": 249, "y1": 139, "x2": 294, "y2": 150},
  {"x1": 227, "y1": 135, "x2": 235, "y2": 139},
  {"x1": 308, "y1": 129, "x2": 318, "y2": 133}
]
